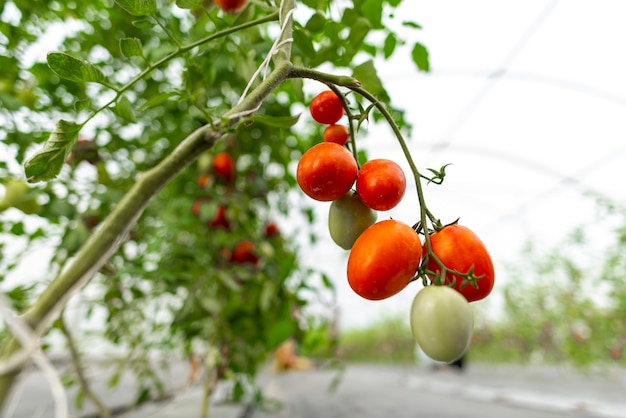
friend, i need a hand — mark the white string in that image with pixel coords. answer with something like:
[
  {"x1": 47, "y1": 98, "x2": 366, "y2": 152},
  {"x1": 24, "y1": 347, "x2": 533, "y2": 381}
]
[
  {"x1": 0, "y1": 293, "x2": 68, "y2": 418},
  {"x1": 236, "y1": 0, "x2": 295, "y2": 107}
]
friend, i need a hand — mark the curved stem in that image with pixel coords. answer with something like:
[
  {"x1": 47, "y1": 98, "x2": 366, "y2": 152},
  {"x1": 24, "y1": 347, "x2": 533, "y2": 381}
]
[{"x1": 58, "y1": 315, "x2": 111, "y2": 418}]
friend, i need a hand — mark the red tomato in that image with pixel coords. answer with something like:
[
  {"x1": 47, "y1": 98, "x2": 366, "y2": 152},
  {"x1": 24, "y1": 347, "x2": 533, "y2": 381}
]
[
  {"x1": 347, "y1": 219, "x2": 422, "y2": 300},
  {"x1": 356, "y1": 159, "x2": 406, "y2": 211},
  {"x1": 208, "y1": 205, "x2": 230, "y2": 230},
  {"x1": 296, "y1": 142, "x2": 357, "y2": 202},
  {"x1": 191, "y1": 196, "x2": 211, "y2": 217},
  {"x1": 323, "y1": 124, "x2": 349, "y2": 146},
  {"x1": 213, "y1": 0, "x2": 247, "y2": 13},
  {"x1": 212, "y1": 152, "x2": 235, "y2": 184},
  {"x1": 424, "y1": 224, "x2": 495, "y2": 302},
  {"x1": 310, "y1": 91, "x2": 344, "y2": 125},
  {"x1": 264, "y1": 221, "x2": 279, "y2": 237},
  {"x1": 197, "y1": 174, "x2": 211, "y2": 188},
  {"x1": 230, "y1": 240, "x2": 259, "y2": 265}
]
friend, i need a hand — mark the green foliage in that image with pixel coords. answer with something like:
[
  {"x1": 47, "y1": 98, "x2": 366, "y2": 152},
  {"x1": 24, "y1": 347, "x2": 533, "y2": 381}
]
[
  {"x1": 338, "y1": 315, "x2": 415, "y2": 363},
  {"x1": 471, "y1": 197, "x2": 626, "y2": 368}
]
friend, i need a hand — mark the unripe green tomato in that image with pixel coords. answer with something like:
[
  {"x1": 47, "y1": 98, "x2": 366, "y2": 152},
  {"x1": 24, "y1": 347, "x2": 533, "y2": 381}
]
[
  {"x1": 328, "y1": 191, "x2": 377, "y2": 250},
  {"x1": 410, "y1": 285, "x2": 473, "y2": 363},
  {"x1": 1, "y1": 179, "x2": 29, "y2": 208}
]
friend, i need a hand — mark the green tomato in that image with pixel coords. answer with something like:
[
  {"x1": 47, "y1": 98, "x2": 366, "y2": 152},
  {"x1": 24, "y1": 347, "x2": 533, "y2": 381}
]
[
  {"x1": 328, "y1": 191, "x2": 377, "y2": 250},
  {"x1": 410, "y1": 285, "x2": 473, "y2": 363}
]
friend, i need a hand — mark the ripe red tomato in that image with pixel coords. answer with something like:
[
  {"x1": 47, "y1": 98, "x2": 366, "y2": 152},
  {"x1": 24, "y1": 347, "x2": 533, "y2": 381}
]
[
  {"x1": 347, "y1": 219, "x2": 422, "y2": 300},
  {"x1": 212, "y1": 152, "x2": 235, "y2": 184},
  {"x1": 297, "y1": 142, "x2": 357, "y2": 202},
  {"x1": 213, "y1": 0, "x2": 247, "y2": 13},
  {"x1": 323, "y1": 124, "x2": 349, "y2": 146},
  {"x1": 310, "y1": 91, "x2": 344, "y2": 125},
  {"x1": 230, "y1": 240, "x2": 259, "y2": 265},
  {"x1": 356, "y1": 159, "x2": 406, "y2": 211},
  {"x1": 424, "y1": 224, "x2": 495, "y2": 302},
  {"x1": 264, "y1": 221, "x2": 279, "y2": 237},
  {"x1": 208, "y1": 205, "x2": 230, "y2": 230}
]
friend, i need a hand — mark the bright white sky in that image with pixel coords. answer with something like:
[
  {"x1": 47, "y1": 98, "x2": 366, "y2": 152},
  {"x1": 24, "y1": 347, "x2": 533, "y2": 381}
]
[{"x1": 299, "y1": 0, "x2": 626, "y2": 329}]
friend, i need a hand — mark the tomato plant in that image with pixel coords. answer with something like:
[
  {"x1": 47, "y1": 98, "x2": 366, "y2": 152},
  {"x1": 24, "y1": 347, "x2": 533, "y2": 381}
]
[
  {"x1": 328, "y1": 190, "x2": 377, "y2": 250},
  {"x1": 356, "y1": 159, "x2": 406, "y2": 211},
  {"x1": 347, "y1": 219, "x2": 422, "y2": 300},
  {"x1": 310, "y1": 91, "x2": 344, "y2": 125},
  {"x1": 323, "y1": 124, "x2": 349, "y2": 146},
  {"x1": 213, "y1": 0, "x2": 248, "y2": 14},
  {"x1": 424, "y1": 224, "x2": 495, "y2": 302},
  {"x1": 297, "y1": 142, "x2": 358, "y2": 202},
  {"x1": 410, "y1": 285, "x2": 473, "y2": 363}
]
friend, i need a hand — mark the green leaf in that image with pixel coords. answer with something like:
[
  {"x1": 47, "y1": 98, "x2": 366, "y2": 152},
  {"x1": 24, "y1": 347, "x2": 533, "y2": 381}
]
[
  {"x1": 266, "y1": 320, "x2": 295, "y2": 350},
  {"x1": 47, "y1": 52, "x2": 106, "y2": 84},
  {"x1": 411, "y1": 42, "x2": 430, "y2": 72},
  {"x1": 305, "y1": 13, "x2": 326, "y2": 34},
  {"x1": 138, "y1": 91, "x2": 180, "y2": 111},
  {"x1": 24, "y1": 120, "x2": 80, "y2": 182},
  {"x1": 403, "y1": 21, "x2": 423, "y2": 30},
  {"x1": 115, "y1": 0, "x2": 157, "y2": 16},
  {"x1": 352, "y1": 60, "x2": 389, "y2": 102},
  {"x1": 359, "y1": 0, "x2": 383, "y2": 29},
  {"x1": 120, "y1": 37, "x2": 144, "y2": 58},
  {"x1": 347, "y1": 17, "x2": 371, "y2": 49},
  {"x1": 112, "y1": 96, "x2": 137, "y2": 123},
  {"x1": 383, "y1": 33, "x2": 397, "y2": 59},
  {"x1": 132, "y1": 18, "x2": 155, "y2": 29},
  {"x1": 176, "y1": 0, "x2": 202, "y2": 8},
  {"x1": 247, "y1": 113, "x2": 301, "y2": 129}
]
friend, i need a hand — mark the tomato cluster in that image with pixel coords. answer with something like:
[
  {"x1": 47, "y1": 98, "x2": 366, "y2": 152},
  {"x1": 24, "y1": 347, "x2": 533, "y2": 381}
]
[
  {"x1": 191, "y1": 150, "x2": 280, "y2": 267},
  {"x1": 297, "y1": 90, "x2": 497, "y2": 363}
]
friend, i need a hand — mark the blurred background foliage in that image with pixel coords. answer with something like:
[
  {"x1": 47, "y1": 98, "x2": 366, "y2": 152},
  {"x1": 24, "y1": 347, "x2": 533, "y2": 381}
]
[{"x1": 0, "y1": 0, "x2": 427, "y2": 409}]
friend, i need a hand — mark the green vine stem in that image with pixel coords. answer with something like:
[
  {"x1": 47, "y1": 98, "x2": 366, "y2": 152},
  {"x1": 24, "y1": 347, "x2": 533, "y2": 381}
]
[
  {"x1": 327, "y1": 84, "x2": 360, "y2": 165},
  {"x1": 0, "y1": 1, "x2": 296, "y2": 410}
]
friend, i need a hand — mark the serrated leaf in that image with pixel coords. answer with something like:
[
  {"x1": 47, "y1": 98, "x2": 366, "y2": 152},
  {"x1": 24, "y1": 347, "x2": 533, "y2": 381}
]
[
  {"x1": 176, "y1": 0, "x2": 202, "y2": 8},
  {"x1": 115, "y1": 0, "x2": 156, "y2": 16},
  {"x1": 248, "y1": 113, "x2": 300, "y2": 128},
  {"x1": 112, "y1": 96, "x2": 137, "y2": 123},
  {"x1": 352, "y1": 60, "x2": 389, "y2": 102},
  {"x1": 24, "y1": 120, "x2": 80, "y2": 182},
  {"x1": 47, "y1": 52, "x2": 106, "y2": 84},
  {"x1": 120, "y1": 37, "x2": 143, "y2": 58},
  {"x1": 412, "y1": 42, "x2": 430, "y2": 72}
]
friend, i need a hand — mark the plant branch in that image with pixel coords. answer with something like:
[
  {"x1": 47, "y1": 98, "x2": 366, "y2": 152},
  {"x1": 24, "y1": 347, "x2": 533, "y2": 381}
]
[{"x1": 58, "y1": 315, "x2": 111, "y2": 418}]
